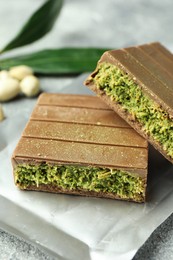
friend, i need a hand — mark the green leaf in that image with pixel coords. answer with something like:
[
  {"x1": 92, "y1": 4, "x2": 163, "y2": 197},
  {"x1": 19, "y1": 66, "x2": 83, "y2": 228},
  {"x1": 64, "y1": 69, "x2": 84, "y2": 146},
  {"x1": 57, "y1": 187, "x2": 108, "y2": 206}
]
[
  {"x1": 0, "y1": 48, "x2": 108, "y2": 74},
  {"x1": 1, "y1": 0, "x2": 63, "y2": 53}
]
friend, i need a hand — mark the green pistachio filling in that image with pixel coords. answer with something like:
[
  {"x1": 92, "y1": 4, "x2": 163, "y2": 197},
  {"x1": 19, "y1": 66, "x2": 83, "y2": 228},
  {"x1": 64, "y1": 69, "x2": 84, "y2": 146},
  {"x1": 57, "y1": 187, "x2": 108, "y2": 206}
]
[
  {"x1": 93, "y1": 62, "x2": 173, "y2": 159},
  {"x1": 15, "y1": 164, "x2": 145, "y2": 201}
]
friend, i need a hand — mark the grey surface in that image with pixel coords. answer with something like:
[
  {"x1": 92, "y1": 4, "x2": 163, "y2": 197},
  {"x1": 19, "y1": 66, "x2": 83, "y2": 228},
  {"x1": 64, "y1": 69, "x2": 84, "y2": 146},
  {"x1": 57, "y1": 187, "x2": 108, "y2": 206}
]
[
  {"x1": 133, "y1": 213, "x2": 173, "y2": 260},
  {"x1": 0, "y1": 229, "x2": 55, "y2": 260},
  {"x1": 1, "y1": 0, "x2": 173, "y2": 54},
  {"x1": 0, "y1": 0, "x2": 173, "y2": 260}
]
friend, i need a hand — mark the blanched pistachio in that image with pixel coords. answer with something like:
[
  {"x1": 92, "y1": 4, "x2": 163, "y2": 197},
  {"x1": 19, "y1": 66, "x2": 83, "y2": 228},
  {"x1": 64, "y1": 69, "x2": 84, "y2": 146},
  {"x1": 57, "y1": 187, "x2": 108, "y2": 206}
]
[
  {"x1": 20, "y1": 75, "x2": 40, "y2": 97},
  {"x1": 0, "y1": 70, "x2": 10, "y2": 80},
  {"x1": 0, "y1": 105, "x2": 4, "y2": 121},
  {"x1": 9, "y1": 65, "x2": 33, "y2": 81},
  {"x1": 0, "y1": 78, "x2": 20, "y2": 101}
]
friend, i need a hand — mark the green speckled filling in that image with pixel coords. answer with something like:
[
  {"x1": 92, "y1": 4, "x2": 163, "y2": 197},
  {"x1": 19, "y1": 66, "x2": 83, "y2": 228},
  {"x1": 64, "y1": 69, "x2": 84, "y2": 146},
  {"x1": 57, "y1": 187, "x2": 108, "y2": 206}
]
[
  {"x1": 15, "y1": 164, "x2": 145, "y2": 201},
  {"x1": 93, "y1": 62, "x2": 173, "y2": 159}
]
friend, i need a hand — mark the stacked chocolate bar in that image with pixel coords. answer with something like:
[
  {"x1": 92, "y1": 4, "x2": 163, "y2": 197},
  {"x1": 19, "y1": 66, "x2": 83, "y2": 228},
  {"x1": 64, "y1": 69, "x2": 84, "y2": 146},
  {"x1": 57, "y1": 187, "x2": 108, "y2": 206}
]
[
  {"x1": 85, "y1": 42, "x2": 173, "y2": 164},
  {"x1": 12, "y1": 42, "x2": 173, "y2": 203}
]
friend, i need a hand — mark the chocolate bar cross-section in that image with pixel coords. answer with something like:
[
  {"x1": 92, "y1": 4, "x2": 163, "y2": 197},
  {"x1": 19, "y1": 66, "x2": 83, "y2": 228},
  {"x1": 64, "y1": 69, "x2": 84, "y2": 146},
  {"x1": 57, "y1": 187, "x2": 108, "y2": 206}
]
[
  {"x1": 12, "y1": 93, "x2": 148, "y2": 202},
  {"x1": 85, "y1": 42, "x2": 173, "y2": 163}
]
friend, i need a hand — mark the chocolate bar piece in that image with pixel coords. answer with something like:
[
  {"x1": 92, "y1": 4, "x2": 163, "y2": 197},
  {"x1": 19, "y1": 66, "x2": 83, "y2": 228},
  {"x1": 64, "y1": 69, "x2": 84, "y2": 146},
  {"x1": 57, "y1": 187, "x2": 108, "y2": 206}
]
[
  {"x1": 12, "y1": 93, "x2": 148, "y2": 202},
  {"x1": 84, "y1": 42, "x2": 173, "y2": 163}
]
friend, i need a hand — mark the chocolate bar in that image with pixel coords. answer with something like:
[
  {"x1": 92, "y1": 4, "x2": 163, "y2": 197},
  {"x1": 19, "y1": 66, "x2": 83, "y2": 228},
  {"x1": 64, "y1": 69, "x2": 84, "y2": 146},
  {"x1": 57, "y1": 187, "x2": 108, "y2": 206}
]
[
  {"x1": 84, "y1": 42, "x2": 173, "y2": 163},
  {"x1": 12, "y1": 93, "x2": 148, "y2": 202}
]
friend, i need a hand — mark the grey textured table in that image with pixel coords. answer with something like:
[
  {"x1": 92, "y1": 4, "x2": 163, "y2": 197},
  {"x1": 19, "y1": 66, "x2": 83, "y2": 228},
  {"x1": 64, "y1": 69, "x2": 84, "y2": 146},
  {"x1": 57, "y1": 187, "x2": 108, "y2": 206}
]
[{"x1": 1, "y1": 0, "x2": 173, "y2": 259}]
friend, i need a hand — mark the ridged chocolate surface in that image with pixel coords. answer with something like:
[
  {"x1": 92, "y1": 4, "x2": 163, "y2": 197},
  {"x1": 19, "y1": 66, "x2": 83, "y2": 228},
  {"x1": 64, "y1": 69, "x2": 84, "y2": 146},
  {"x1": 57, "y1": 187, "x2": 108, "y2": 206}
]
[
  {"x1": 12, "y1": 93, "x2": 148, "y2": 172},
  {"x1": 100, "y1": 47, "x2": 173, "y2": 114},
  {"x1": 84, "y1": 42, "x2": 173, "y2": 163}
]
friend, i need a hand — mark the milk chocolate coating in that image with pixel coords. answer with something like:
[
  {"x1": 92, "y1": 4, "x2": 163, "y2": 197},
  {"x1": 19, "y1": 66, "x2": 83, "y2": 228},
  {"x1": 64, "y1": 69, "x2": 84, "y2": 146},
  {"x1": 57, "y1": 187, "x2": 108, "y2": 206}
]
[
  {"x1": 84, "y1": 42, "x2": 173, "y2": 163},
  {"x1": 12, "y1": 93, "x2": 148, "y2": 201}
]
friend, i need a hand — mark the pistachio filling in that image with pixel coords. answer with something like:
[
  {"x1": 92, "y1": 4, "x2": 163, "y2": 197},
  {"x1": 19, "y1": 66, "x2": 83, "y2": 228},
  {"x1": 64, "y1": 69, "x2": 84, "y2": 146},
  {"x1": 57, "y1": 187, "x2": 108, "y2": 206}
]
[
  {"x1": 15, "y1": 164, "x2": 145, "y2": 201},
  {"x1": 93, "y1": 62, "x2": 173, "y2": 159}
]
